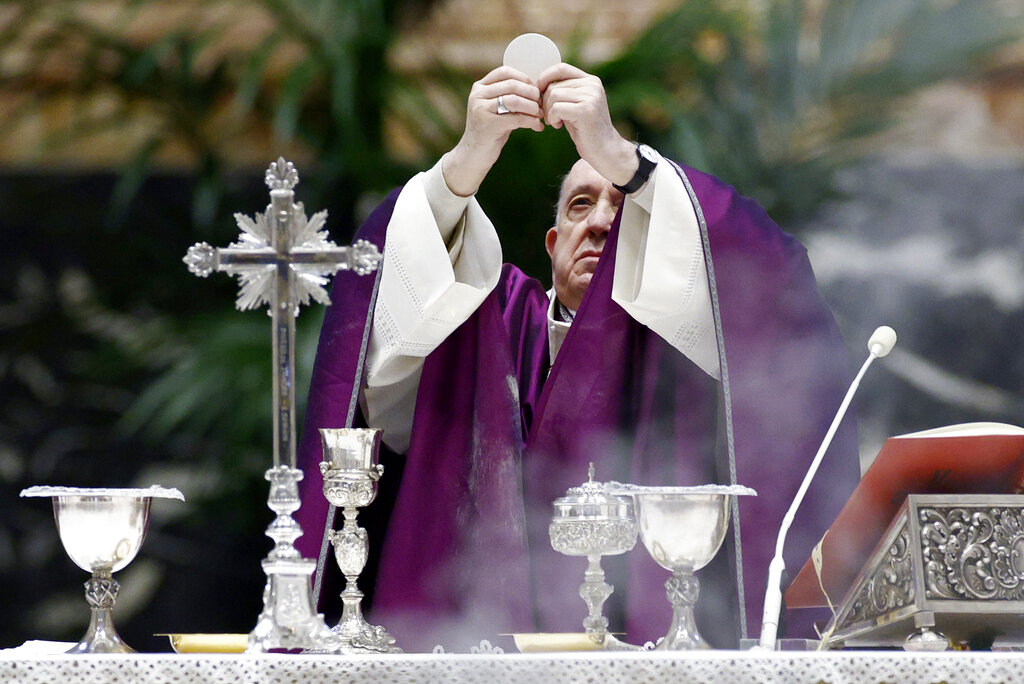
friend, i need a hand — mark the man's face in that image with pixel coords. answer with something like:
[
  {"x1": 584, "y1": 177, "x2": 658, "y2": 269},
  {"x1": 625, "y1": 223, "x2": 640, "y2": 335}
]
[{"x1": 546, "y1": 159, "x2": 624, "y2": 310}]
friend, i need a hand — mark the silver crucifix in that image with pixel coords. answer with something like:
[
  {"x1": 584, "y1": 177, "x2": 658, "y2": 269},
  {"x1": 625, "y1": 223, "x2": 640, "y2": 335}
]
[{"x1": 183, "y1": 157, "x2": 381, "y2": 653}]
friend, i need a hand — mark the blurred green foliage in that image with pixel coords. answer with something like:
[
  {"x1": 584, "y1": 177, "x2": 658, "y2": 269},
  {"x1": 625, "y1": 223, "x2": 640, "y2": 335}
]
[
  {"x1": 599, "y1": 0, "x2": 1022, "y2": 223},
  {"x1": 0, "y1": 0, "x2": 1019, "y2": 648}
]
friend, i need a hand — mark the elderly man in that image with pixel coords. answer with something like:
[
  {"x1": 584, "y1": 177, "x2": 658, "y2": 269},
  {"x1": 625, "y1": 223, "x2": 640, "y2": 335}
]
[{"x1": 296, "y1": 62, "x2": 859, "y2": 651}]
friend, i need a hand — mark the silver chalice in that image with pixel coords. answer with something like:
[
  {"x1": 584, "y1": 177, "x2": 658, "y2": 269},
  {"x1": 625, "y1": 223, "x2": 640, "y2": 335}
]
[
  {"x1": 615, "y1": 484, "x2": 756, "y2": 650},
  {"x1": 549, "y1": 464, "x2": 638, "y2": 650},
  {"x1": 20, "y1": 485, "x2": 184, "y2": 653},
  {"x1": 318, "y1": 427, "x2": 401, "y2": 654}
]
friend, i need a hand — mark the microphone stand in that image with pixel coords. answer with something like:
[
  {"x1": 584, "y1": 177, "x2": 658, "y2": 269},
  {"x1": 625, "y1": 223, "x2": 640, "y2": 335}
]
[{"x1": 756, "y1": 327, "x2": 895, "y2": 651}]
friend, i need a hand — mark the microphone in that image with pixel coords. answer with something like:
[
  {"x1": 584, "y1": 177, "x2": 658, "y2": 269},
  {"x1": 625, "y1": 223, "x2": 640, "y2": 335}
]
[
  {"x1": 756, "y1": 326, "x2": 897, "y2": 650},
  {"x1": 868, "y1": 326, "x2": 897, "y2": 357}
]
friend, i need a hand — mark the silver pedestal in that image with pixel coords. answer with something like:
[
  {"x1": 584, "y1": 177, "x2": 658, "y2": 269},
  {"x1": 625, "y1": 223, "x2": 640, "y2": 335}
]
[
  {"x1": 69, "y1": 571, "x2": 133, "y2": 653},
  {"x1": 248, "y1": 466, "x2": 336, "y2": 653},
  {"x1": 659, "y1": 570, "x2": 707, "y2": 650}
]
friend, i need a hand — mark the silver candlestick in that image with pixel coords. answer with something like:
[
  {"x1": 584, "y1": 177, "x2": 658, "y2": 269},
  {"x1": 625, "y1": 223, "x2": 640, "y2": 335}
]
[
  {"x1": 549, "y1": 465, "x2": 638, "y2": 650},
  {"x1": 248, "y1": 466, "x2": 337, "y2": 652},
  {"x1": 183, "y1": 158, "x2": 381, "y2": 653},
  {"x1": 318, "y1": 428, "x2": 401, "y2": 653}
]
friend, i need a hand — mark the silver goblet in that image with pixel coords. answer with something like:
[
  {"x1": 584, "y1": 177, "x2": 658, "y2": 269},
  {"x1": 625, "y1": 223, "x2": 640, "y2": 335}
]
[
  {"x1": 318, "y1": 427, "x2": 400, "y2": 654},
  {"x1": 621, "y1": 484, "x2": 756, "y2": 650},
  {"x1": 20, "y1": 485, "x2": 184, "y2": 654},
  {"x1": 549, "y1": 464, "x2": 638, "y2": 650}
]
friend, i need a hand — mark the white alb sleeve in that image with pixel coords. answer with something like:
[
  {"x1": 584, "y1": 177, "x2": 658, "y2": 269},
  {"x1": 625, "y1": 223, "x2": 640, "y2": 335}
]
[
  {"x1": 612, "y1": 153, "x2": 720, "y2": 379},
  {"x1": 361, "y1": 162, "x2": 502, "y2": 452}
]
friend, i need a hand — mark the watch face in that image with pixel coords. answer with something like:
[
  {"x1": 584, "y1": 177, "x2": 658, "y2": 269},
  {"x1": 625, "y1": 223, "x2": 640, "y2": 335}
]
[
  {"x1": 613, "y1": 144, "x2": 658, "y2": 194},
  {"x1": 637, "y1": 144, "x2": 657, "y2": 164}
]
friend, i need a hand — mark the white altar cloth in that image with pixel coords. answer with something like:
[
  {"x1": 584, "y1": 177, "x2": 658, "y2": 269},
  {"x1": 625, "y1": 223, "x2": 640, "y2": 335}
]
[{"x1": 0, "y1": 650, "x2": 1021, "y2": 683}]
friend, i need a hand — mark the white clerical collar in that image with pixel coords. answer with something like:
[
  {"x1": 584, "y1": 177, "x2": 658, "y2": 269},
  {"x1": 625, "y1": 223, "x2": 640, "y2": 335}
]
[{"x1": 546, "y1": 289, "x2": 574, "y2": 367}]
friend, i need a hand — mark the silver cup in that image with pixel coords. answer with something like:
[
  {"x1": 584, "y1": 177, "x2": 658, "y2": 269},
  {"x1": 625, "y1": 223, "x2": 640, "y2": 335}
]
[
  {"x1": 549, "y1": 464, "x2": 638, "y2": 649},
  {"x1": 318, "y1": 428, "x2": 400, "y2": 654},
  {"x1": 21, "y1": 486, "x2": 183, "y2": 654},
  {"x1": 624, "y1": 484, "x2": 755, "y2": 650}
]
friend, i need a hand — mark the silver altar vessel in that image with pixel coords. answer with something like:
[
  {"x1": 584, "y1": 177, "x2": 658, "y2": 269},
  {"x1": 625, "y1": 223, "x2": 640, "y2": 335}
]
[
  {"x1": 617, "y1": 484, "x2": 756, "y2": 650},
  {"x1": 824, "y1": 494, "x2": 1024, "y2": 650},
  {"x1": 549, "y1": 465, "x2": 638, "y2": 650},
  {"x1": 317, "y1": 428, "x2": 401, "y2": 653},
  {"x1": 183, "y1": 158, "x2": 381, "y2": 653},
  {"x1": 20, "y1": 486, "x2": 184, "y2": 654}
]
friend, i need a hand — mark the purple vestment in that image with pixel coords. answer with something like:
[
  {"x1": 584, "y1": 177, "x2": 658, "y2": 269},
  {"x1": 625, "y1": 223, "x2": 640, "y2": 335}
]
[{"x1": 295, "y1": 161, "x2": 859, "y2": 651}]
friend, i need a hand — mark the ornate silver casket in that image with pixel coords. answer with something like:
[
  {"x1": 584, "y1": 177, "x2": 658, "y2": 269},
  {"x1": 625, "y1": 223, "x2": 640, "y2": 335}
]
[{"x1": 825, "y1": 494, "x2": 1024, "y2": 649}]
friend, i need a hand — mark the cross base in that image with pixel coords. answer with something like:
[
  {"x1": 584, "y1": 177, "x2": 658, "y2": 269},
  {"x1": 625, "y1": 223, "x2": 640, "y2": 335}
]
[{"x1": 247, "y1": 557, "x2": 336, "y2": 653}]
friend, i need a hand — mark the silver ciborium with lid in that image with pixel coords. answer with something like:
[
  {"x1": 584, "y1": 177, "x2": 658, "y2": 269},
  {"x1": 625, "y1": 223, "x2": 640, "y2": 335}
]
[
  {"x1": 318, "y1": 427, "x2": 401, "y2": 653},
  {"x1": 20, "y1": 485, "x2": 184, "y2": 653},
  {"x1": 613, "y1": 483, "x2": 756, "y2": 650},
  {"x1": 549, "y1": 464, "x2": 638, "y2": 649}
]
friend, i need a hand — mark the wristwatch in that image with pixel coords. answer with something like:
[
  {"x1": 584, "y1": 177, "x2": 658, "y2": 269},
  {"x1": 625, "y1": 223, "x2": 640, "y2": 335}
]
[{"x1": 612, "y1": 144, "x2": 658, "y2": 195}]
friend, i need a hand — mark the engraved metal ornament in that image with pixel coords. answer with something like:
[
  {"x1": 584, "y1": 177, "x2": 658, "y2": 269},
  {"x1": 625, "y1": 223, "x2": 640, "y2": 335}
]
[
  {"x1": 848, "y1": 523, "x2": 915, "y2": 625},
  {"x1": 227, "y1": 204, "x2": 340, "y2": 315},
  {"x1": 549, "y1": 519, "x2": 637, "y2": 557},
  {"x1": 351, "y1": 239, "x2": 384, "y2": 276},
  {"x1": 825, "y1": 495, "x2": 1024, "y2": 650},
  {"x1": 922, "y1": 505, "x2": 1024, "y2": 601},
  {"x1": 84, "y1": 576, "x2": 119, "y2": 610},
  {"x1": 266, "y1": 157, "x2": 299, "y2": 190},
  {"x1": 182, "y1": 157, "x2": 382, "y2": 319},
  {"x1": 183, "y1": 159, "x2": 380, "y2": 653},
  {"x1": 329, "y1": 526, "x2": 368, "y2": 576},
  {"x1": 318, "y1": 428, "x2": 401, "y2": 654},
  {"x1": 183, "y1": 242, "x2": 216, "y2": 277},
  {"x1": 666, "y1": 572, "x2": 700, "y2": 606},
  {"x1": 549, "y1": 465, "x2": 638, "y2": 649},
  {"x1": 323, "y1": 479, "x2": 377, "y2": 509}
]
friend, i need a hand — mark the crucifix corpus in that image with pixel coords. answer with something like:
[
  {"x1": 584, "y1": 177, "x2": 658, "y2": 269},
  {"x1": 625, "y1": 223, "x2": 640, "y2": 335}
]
[{"x1": 183, "y1": 158, "x2": 381, "y2": 653}]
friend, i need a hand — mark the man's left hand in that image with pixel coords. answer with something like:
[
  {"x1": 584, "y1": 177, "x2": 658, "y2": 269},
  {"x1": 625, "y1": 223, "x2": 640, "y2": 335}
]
[{"x1": 538, "y1": 64, "x2": 638, "y2": 189}]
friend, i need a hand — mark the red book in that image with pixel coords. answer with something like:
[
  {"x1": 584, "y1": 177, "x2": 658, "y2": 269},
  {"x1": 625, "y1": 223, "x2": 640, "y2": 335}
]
[{"x1": 786, "y1": 423, "x2": 1024, "y2": 608}]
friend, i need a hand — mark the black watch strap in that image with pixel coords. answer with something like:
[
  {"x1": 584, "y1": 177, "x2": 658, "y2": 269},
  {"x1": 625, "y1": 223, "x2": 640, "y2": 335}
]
[{"x1": 612, "y1": 144, "x2": 657, "y2": 195}]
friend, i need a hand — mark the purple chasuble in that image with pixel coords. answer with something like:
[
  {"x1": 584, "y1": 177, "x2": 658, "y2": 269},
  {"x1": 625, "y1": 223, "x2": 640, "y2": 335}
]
[{"x1": 294, "y1": 162, "x2": 859, "y2": 651}]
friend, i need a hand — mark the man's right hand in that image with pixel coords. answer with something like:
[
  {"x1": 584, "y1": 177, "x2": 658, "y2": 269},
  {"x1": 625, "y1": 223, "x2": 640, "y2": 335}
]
[{"x1": 442, "y1": 66, "x2": 544, "y2": 197}]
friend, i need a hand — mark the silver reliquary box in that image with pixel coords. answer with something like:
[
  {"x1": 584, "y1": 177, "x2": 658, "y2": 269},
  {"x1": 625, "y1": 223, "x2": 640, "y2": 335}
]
[{"x1": 824, "y1": 494, "x2": 1024, "y2": 649}]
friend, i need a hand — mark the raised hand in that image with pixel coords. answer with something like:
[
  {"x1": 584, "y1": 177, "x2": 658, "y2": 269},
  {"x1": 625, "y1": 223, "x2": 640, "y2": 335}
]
[
  {"x1": 538, "y1": 64, "x2": 637, "y2": 188},
  {"x1": 442, "y1": 66, "x2": 544, "y2": 197}
]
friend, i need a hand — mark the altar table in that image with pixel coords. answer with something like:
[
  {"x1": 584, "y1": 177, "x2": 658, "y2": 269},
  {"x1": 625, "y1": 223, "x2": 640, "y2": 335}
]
[{"x1": 1, "y1": 650, "x2": 1022, "y2": 683}]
